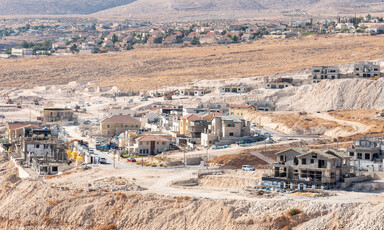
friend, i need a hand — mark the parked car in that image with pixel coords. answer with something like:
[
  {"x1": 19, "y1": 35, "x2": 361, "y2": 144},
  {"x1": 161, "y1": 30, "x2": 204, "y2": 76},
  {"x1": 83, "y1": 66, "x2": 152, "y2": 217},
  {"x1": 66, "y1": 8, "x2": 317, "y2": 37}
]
[
  {"x1": 89, "y1": 149, "x2": 95, "y2": 154},
  {"x1": 95, "y1": 141, "x2": 101, "y2": 145},
  {"x1": 99, "y1": 158, "x2": 107, "y2": 164},
  {"x1": 127, "y1": 157, "x2": 137, "y2": 162},
  {"x1": 83, "y1": 120, "x2": 91, "y2": 125},
  {"x1": 242, "y1": 165, "x2": 255, "y2": 171}
]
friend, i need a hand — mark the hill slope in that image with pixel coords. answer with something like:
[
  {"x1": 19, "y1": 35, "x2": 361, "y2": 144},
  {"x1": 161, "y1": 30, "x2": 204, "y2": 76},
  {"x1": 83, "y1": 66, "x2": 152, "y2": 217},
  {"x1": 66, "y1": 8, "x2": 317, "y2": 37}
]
[
  {"x1": 1, "y1": 0, "x2": 382, "y2": 17},
  {"x1": 94, "y1": 0, "x2": 384, "y2": 19},
  {"x1": 0, "y1": 0, "x2": 136, "y2": 15}
]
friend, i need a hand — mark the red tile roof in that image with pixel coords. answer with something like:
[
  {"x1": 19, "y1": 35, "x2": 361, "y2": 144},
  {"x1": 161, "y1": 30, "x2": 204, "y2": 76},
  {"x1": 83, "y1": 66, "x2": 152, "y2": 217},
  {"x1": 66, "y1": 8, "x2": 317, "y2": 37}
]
[
  {"x1": 101, "y1": 115, "x2": 140, "y2": 124},
  {"x1": 180, "y1": 114, "x2": 202, "y2": 121},
  {"x1": 136, "y1": 135, "x2": 170, "y2": 142}
]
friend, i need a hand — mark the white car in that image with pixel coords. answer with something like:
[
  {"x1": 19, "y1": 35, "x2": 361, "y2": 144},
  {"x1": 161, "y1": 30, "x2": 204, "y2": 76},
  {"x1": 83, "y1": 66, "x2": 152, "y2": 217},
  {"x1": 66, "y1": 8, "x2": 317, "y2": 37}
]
[
  {"x1": 242, "y1": 165, "x2": 255, "y2": 171},
  {"x1": 99, "y1": 158, "x2": 107, "y2": 164}
]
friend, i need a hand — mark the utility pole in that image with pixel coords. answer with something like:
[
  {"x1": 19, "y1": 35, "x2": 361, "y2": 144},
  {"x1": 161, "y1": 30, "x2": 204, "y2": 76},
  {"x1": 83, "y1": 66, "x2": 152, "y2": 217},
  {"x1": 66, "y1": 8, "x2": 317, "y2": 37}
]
[
  {"x1": 264, "y1": 139, "x2": 267, "y2": 152},
  {"x1": 183, "y1": 146, "x2": 186, "y2": 167},
  {"x1": 113, "y1": 149, "x2": 116, "y2": 168}
]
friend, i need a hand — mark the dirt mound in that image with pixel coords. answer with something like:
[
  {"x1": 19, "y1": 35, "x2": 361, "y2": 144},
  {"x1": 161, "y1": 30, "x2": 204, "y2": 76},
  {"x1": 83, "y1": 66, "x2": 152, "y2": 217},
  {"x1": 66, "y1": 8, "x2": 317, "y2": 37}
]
[
  {"x1": 210, "y1": 153, "x2": 267, "y2": 169},
  {"x1": 5, "y1": 174, "x2": 20, "y2": 184}
]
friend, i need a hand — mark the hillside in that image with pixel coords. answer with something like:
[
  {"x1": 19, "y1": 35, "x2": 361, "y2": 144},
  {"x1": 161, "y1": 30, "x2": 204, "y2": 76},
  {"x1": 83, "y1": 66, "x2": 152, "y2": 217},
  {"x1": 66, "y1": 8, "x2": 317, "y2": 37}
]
[
  {"x1": 0, "y1": 0, "x2": 136, "y2": 15},
  {"x1": 269, "y1": 78, "x2": 384, "y2": 112},
  {"x1": 94, "y1": 0, "x2": 384, "y2": 20},
  {"x1": 0, "y1": 34, "x2": 383, "y2": 91},
  {"x1": 0, "y1": 0, "x2": 383, "y2": 17}
]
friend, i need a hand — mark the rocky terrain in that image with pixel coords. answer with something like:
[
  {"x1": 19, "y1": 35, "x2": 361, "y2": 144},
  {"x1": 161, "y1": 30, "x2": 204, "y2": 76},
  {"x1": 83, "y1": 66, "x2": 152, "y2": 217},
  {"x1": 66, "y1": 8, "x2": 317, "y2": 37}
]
[{"x1": 1, "y1": 154, "x2": 384, "y2": 229}]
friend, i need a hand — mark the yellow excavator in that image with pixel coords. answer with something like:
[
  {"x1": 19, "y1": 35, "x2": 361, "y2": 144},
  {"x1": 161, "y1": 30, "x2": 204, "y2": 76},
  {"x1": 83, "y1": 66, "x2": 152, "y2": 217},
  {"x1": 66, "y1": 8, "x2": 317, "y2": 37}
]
[
  {"x1": 16, "y1": 98, "x2": 22, "y2": 109},
  {"x1": 4, "y1": 94, "x2": 13, "y2": 104}
]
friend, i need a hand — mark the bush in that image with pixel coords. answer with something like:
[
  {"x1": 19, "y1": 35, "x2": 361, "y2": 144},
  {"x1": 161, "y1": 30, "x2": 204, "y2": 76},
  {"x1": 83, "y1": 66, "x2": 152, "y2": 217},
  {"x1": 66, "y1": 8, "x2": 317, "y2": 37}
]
[{"x1": 287, "y1": 208, "x2": 301, "y2": 216}]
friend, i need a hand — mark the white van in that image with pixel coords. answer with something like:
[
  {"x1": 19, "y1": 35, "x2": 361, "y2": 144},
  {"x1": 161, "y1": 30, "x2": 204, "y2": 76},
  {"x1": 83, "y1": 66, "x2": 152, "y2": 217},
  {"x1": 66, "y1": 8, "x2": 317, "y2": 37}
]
[{"x1": 242, "y1": 165, "x2": 255, "y2": 171}]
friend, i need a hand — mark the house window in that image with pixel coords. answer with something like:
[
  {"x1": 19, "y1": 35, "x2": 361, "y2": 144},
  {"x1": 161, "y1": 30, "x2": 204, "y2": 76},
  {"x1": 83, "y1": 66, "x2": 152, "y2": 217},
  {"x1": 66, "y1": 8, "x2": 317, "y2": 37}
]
[
  {"x1": 357, "y1": 153, "x2": 362, "y2": 159},
  {"x1": 310, "y1": 159, "x2": 314, "y2": 164},
  {"x1": 302, "y1": 158, "x2": 307, "y2": 165},
  {"x1": 349, "y1": 152, "x2": 354, "y2": 157},
  {"x1": 280, "y1": 155, "x2": 284, "y2": 162},
  {"x1": 162, "y1": 142, "x2": 165, "y2": 145},
  {"x1": 36, "y1": 144, "x2": 40, "y2": 148},
  {"x1": 312, "y1": 154, "x2": 317, "y2": 158},
  {"x1": 229, "y1": 132, "x2": 234, "y2": 136},
  {"x1": 136, "y1": 125, "x2": 139, "y2": 128},
  {"x1": 107, "y1": 125, "x2": 110, "y2": 128},
  {"x1": 365, "y1": 153, "x2": 370, "y2": 160}
]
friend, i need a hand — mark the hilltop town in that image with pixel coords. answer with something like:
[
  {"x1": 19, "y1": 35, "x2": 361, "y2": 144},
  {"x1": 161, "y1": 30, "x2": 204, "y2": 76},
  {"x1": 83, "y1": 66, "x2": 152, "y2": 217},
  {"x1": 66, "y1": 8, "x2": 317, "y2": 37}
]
[{"x1": 1, "y1": 14, "x2": 384, "y2": 57}]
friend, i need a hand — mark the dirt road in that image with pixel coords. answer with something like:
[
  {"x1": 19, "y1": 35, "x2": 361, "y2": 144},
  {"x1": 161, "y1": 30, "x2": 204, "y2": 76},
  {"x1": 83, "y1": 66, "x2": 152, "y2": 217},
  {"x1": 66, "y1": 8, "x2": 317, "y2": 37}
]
[{"x1": 311, "y1": 112, "x2": 370, "y2": 138}]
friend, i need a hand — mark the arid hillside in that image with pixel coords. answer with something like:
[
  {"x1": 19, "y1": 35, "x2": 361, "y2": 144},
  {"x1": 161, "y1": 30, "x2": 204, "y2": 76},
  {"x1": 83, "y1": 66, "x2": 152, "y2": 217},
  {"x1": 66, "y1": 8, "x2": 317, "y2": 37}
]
[
  {"x1": 94, "y1": 0, "x2": 384, "y2": 20},
  {"x1": 1, "y1": 34, "x2": 384, "y2": 91},
  {"x1": 0, "y1": 0, "x2": 136, "y2": 15}
]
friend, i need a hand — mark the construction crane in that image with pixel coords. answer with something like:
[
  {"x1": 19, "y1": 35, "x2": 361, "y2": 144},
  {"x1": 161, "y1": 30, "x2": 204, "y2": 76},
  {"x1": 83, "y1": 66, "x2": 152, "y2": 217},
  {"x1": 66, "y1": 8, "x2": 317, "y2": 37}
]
[
  {"x1": 163, "y1": 90, "x2": 178, "y2": 100},
  {"x1": 66, "y1": 139, "x2": 79, "y2": 149},
  {"x1": 16, "y1": 98, "x2": 22, "y2": 109},
  {"x1": 3, "y1": 94, "x2": 13, "y2": 104}
]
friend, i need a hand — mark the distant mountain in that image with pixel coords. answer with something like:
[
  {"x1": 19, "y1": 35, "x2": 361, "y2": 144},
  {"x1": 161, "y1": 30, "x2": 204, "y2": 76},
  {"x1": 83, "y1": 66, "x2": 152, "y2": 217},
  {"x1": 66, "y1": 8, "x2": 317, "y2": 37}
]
[
  {"x1": 0, "y1": 0, "x2": 383, "y2": 17},
  {"x1": 0, "y1": 0, "x2": 136, "y2": 15},
  {"x1": 93, "y1": 0, "x2": 384, "y2": 19}
]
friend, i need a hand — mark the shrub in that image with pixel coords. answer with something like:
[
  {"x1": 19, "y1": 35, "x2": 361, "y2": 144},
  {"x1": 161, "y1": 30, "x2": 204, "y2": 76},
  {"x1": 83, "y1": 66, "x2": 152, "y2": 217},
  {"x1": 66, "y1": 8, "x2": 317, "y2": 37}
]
[{"x1": 287, "y1": 208, "x2": 301, "y2": 216}]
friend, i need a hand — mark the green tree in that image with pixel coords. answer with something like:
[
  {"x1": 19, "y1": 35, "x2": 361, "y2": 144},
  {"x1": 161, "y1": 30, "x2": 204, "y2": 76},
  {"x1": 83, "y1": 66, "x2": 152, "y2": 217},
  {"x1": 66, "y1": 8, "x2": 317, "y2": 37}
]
[
  {"x1": 191, "y1": 37, "x2": 200, "y2": 45},
  {"x1": 154, "y1": 37, "x2": 163, "y2": 44},
  {"x1": 111, "y1": 34, "x2": 118, "y2": 43}
]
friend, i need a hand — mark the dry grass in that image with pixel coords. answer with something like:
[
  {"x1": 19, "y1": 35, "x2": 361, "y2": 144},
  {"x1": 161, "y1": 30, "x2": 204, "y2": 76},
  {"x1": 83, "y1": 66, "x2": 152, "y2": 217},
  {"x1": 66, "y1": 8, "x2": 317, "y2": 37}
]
[
  {"x1": 45, "y1": 171, "x2": 73, "y2": 179},
  {"x1": 42, "y1": 215, "x2": 53, "y2": 224},
  {"x1": 48, "y1": 199, "x2": 60, "y2": 206},
  {"x1": 98, "y1": 224, "x2": 117, "y2": 230},
  {"x1": 175, "y1": 196, "x2": 191, "y2": 202},
  {"x1": 270, "y1": 113, "x2": 342, "y2": 130},
  {"x1": 1, "y1": 34, "x2": 384, "y2": 91},
  {"x1": 330, "y1": 110, "x2": 384, "y2": 134},
  {"x1": 115, "y1": 192, "x2": 128, "y2": 200}
]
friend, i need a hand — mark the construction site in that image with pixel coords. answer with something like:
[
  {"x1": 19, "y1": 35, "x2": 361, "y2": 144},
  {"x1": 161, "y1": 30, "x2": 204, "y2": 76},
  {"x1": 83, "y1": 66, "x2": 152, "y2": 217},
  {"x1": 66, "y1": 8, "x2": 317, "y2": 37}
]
[{"x1": 0, "y1": 33, "x2": 384, "y2": 229}]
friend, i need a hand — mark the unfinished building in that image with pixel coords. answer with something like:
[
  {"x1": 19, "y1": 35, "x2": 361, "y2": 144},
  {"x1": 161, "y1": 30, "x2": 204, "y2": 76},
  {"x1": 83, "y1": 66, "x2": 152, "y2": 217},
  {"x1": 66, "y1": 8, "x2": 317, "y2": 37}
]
[
  {"x1": 201, "y1": 115, "x2": 251, "y2": 146},
  {"x1": 246, "y1": 101, "x2": 276, "y2": 111},
  {"x1": 263, "y1": 148, "x2": 352, "y2": 189},
  {"x1": 347, "y1": 138, "x2": 384, "y2": 171},
  {"x1": 311, "y1": 66, "x2": 340, "y2": 83},
  {"x1": 352, "y1": 63, "x2": 380, "y2": 78},
  {"x1": 265, "y1": 78, "x2": 293, "y2": 89},
  {"x1": 43, "y1": 108, "x2": 76, "y2": 123},
  {"x1": 220, "y1": 84, "x2": 249, "y2": 93}
]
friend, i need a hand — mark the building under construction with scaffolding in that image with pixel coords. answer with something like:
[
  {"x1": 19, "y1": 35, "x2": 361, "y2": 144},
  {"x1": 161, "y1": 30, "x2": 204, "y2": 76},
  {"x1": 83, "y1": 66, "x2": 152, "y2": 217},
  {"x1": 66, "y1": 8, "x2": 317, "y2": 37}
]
[{"x1": 262, "y1": 148, "x2": 352, "y2": 190}]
